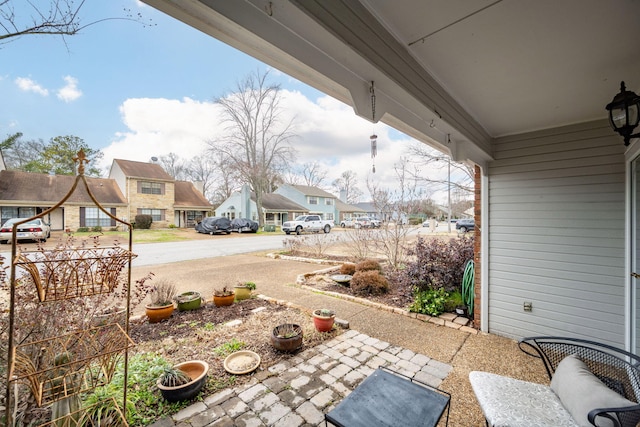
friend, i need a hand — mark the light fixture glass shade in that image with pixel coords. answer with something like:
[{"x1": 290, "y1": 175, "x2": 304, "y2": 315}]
[{"x1": 606, "y1": 81, "x2": 640, "y2": 145}]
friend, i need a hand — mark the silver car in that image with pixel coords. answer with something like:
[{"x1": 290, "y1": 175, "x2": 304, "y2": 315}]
[{"x1": 0, "y1": 218, "x2": 51, "y2": 244}]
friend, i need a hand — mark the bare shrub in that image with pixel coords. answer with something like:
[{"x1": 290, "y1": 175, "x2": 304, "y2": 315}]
[
  {"x1": 301, "y1": 233, "x2": 338, "y2": 258},
  {"x1": 341, "y1": 228, "x2": 373, "y2": 261},
  {"x1": 355, "y1": 259, "x2": 382, "y2": 272},
  {"x1": 350, "y1": 270, "x2": 389, "y2": 296},
  {"x1": 339, "y1": 263, "x2": 356, "y2": 275}
]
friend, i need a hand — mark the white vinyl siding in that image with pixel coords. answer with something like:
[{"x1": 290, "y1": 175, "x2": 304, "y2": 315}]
[{"x1": 487, "y1": 121, "x2": 627, "y2": 348}]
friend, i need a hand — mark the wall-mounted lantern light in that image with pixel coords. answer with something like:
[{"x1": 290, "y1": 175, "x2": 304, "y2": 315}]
[{"x1": 606, "y1": 81, "x2": 640, "y2": 146}]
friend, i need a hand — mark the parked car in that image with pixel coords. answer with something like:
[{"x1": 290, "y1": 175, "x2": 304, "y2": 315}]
[
  {"x1": 195, "y1": 217, "x2": 232, "y2": 235},
  {"x1": 456, "y1": 218, "x2": 475, "y2": 232},
  {"x1": 355, "y1": 216, "x2": 380, "y2": 228},
  {"x1": 340, "y1": 218, "x2": 355, "y2": 228},
  {"x1": 422, "y1": 219, "x2": 439, "y2": 227},
  {"x1": 0, "y1": 218, "x2": 51, "y2": 244},
  {"x1": 230, "y1": 218, "x2": 259, "y2": 233}
]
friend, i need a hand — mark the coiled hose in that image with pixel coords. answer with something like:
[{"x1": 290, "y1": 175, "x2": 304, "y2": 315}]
[{"x1": 461, "y1": 259, "x2": 475, "y2": 316}]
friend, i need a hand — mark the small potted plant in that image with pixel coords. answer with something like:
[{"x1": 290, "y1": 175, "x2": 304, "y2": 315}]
[
  {"x1": 312, "y1": 308, "x2": 336, "y2": 332},
  {"x1": 145, "y1": 279, "x2": 177, "y2": 323},
  {"x1": 213, "y1": 286, "x2": 235, "y2": 307},
  {"x1": 175, "y1": 291, "x2": 202, "y2": 311},
  {"x1": 157, "y1": 360, "x2": 209, "y2": 402},
  {"x1": 234, "y1": 281, "x2": 256, "y2": 301},
  {"x1": 270, "y1": 323, "x2": 303, "y2": 352}
]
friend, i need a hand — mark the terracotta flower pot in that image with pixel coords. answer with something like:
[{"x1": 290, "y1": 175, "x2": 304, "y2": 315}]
[
  {"x1": 157, "y1": 360, "x2": 209, "y2": 402},
  {"x1": 213, "y1": 293, "x2": 235, "y2": 307},
  {"x1": 312, "y1": 309, "x2": 335, "y2": 332},
  {"x1": 145, "y1": 303, "x2": 174, "y2": 323}
]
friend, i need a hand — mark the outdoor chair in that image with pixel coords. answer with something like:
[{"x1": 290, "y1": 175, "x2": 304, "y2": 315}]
[{"x1": 469, "y1": 336, "x2": 640, "y2": 427}]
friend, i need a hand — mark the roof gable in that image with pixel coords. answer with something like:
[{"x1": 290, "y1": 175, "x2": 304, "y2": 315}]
[
  {"x1": 289, "y1": 184, "x2": 336, "y2": 199},
  {"x1": 174, "y1": 181, "x2": 212, "y2": 208},
  {"x1": 112, "y1": 159, "x2": 174, "y2": 181}
]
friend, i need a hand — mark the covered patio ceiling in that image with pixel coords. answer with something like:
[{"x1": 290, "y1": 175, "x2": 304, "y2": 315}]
[{"x1": 142, "y1": 0, "x2": 640, "y2": 168}]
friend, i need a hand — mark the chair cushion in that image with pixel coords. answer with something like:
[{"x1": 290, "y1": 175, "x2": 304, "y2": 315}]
[
  {"x1": 551, "y1": 354, "x2": 635, "y2": 427},
  {"x1": 469, "y1": 371, "x2": 579, "y2": 427}
]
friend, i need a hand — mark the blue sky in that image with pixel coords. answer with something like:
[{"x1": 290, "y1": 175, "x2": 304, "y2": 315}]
[{"x1": 1, "y1": 1, "x2": 449, "y2": 200}]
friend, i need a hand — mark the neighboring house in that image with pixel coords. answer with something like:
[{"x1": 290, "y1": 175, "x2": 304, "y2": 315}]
[
  {"x1": 151, "y1": 3, "x2": 640, "y2": 352},
  {"x1": 274, "y1": 184, "x2": 338, "y2": 223},
  {"x1": 336, "y1": 200, "x2": 365, "y2": 223},
  {"x1": 353, "y1": 202, "x2": 382, "y2": 220},
  {"x1": 0, "y1": 170, "x2": 127, "y2": 230},
  {"x1": 174, "y1": 181, "x2": 213, "y2": 228},
  {"x1": 109, "y1": 159, "x2": 212, "y2": 228},
  {"x1": 216, "y1": 187, "x2": 307, "y2": 226}
]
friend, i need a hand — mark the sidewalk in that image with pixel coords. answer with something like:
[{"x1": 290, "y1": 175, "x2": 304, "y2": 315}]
[{"x1": 134, "y1": 253, "x2": 548, "y2": 426}]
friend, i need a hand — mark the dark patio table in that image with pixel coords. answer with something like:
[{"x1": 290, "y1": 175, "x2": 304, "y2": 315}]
[{"x1": 325, "y1": 368, "x2": 450, "y2": 427}]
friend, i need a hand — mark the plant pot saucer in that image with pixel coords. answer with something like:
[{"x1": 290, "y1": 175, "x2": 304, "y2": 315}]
[
  {"x1": 331, "y1": 274, "x2": 352, "y2": 284},
  {"x1": 223, "y1": 350, "x2": 261, "y2": 374}
]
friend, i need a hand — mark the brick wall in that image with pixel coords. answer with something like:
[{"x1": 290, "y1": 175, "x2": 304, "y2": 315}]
[
  {"x1": 64, "y1": 206, "x2": 123, "y2": 231},
  {"x1": 128, "y1": 179, "x2": 175, "y2": 228}
]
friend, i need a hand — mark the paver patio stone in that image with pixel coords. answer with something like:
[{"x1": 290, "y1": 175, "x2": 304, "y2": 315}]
[
  {"x1": 295, "y1": 401, "x2": 325, "y2": 425},
  {"x1": 250, "y1": 392, "x2": 279, "y2": 412},
  {"x1": 257, "y1": 402, "x2": 291, "y2": 425},
  {"x1": 156, "y1": 330, "x2": 453, "y2": 427},
  {"x1": 221, "y1": 397, "x2": 249, "y2": 418},
  {"x1": 173, "y1": 402, "x2": 208, "y2": 421}
]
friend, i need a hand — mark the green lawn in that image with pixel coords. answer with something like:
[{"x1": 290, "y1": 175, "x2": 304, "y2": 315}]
[{"x1": 70, "y1": 228, "x2": 199, "y2": 244}]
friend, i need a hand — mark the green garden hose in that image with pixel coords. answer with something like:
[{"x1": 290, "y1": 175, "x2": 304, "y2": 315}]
[{"x1": 461, "y1": 259, "x2": 475, "y2": 316}]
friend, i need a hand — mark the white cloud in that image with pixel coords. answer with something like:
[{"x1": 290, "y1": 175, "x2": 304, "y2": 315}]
[
  {"x1": 57, "y1": 76, "x2": 82, "y2": 102},
  {"x1": 100, "y1": 91, "x2": 440, "y2": 200},
  {"x1": 15, "y1": 77, "x2": 49, "y2": 96}
]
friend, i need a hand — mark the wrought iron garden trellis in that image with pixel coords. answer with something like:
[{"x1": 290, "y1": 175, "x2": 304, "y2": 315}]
[{"x1": 4, "y1": 150, "x2": 136, "y2": 426}]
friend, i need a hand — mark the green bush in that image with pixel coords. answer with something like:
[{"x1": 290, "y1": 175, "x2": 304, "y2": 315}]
[
  {"x1": 355, "y1": 259, "x2": 382, "y2": 272},
  {"x1": 350, "y1": 270, "x2": 389, "y2": 296},
  {"x1": 444, "y1": 291, "x2": 463, "y2": 312},
  {"x1": 339, "y1": 263, "x2": 356, "y2": 275},
  {"x1": 76, "y1": 227, "x2": 89, "y2": 232},
  {"x1": 134, "y1": 214, "x2": 153, "y2": 230},
  {"x1": 410, "y1": 288, "x2": 449, "y2": 316},
  {"x1": 91, "y1": 226, "x2": 102, "y2": 232},
  {"x1": 168, "y1": 223, "x2": 177, "y2": 229}
]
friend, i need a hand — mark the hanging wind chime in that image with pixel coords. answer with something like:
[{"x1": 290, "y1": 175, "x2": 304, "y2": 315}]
[{"x1": 370, "y1": 81, "x2": 378, "y2": 173}]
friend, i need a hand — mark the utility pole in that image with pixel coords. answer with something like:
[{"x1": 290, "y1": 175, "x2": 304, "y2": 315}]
[{"x1": 447, "y1": 156, "x2": 452, "y2": 233}]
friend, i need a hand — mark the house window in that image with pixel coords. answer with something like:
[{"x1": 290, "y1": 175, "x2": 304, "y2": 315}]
[
  {"x1": 325, "y1": 198, "x2": 334, "y2": 206},
  {"x1": 2, "y1": 207, "x2": 36, "y2": 226},
  {"x1": 309, "y1": 196, "x2": 318, "y2": 205},
  {"x1": 325, "y1": 213, "x2": 334, "y2": 221},
  {"x1": 139, "y1": 208, "x2": 164, "y2": 221},
  {"x1": 81, "y1": 207, "x2": 115, "y2": 227},
  {"x1": 139, "y1": 181, "x2": 164, "y2": 195}
]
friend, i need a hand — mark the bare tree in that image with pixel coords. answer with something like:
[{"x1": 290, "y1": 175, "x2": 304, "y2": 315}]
[
  {"x1": 206, "y1": 151, "x2": 240, "y2": 207},
  {"x1": 184, "y1": 152, "x2": 217, "y2": 202},
  {"x1": 332, "y1": 170, "x2": 363, "y2": 203},
  {"x1": 209, "y1": 70, "x2": 296, "y2": 226},
  {"x1": 298, "y1": 162, "x2": 328, "y2": 187},
  {"x1": 406, "y1": 142, "x2": 474, "y2": 195},
  {"x1": 0, "y1": 132, "x2": 45, "y2": 169},
  {"x1": 0, "y1": 0, "x2": 154, "y2": 45},
  {"x1": 367, "y1": 157, "x2": 423, "y2": 270},
  {"x1": 159, "y1": 152, "x2": 187, "y2": 180}
]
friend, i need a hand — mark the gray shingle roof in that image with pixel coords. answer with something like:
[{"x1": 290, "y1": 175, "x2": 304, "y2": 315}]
[
  {"x1": 0, "y1": 170, "x2": 127, "y2": 205},
  {"x1": 291, "y1": 185, "x2": 336, "y2": 199},
  {"x1": 112, "y1": 159, "x2": 174, "y2": 181},
  {"x1": 174, "y1": 181, "x2": 212, "y2": 209}
]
